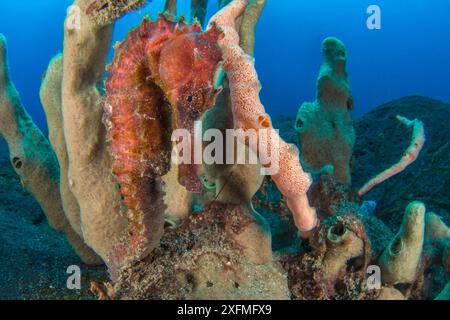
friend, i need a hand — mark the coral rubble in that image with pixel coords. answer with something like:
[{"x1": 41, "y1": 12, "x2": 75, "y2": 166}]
[
  {"x1": 105, "y1": 202, "x2": 289, "y2": 300},
  {"x1": 86, "y1": 0, "x2": 147, "y2": 25}
]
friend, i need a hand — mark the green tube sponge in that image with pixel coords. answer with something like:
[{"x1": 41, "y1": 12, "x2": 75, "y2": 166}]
[
  {"x1": 435, "y1": 281, "x2": 450, "y2": 300},
  {"x1": 295, "y1": 37, "x2": 355, "y2": 185},
  {"x1": 218, "y1": 0, "x2": 265, "y2": 56},
  {"x1": 378, "y1": 201, "x2": 426, "y2": 285},
  {"x1": 219, "y1": 0, "x2": 233, "y2": 9},
  {"x1": 239, "y1": 0, "x2": 267, "y2": 56},
  {"x1": 424, "y1": 212, "x2": 450, "y2": 275},
  {"x1": 191, "y1": 0, "x2": 209, "y2": 27},
  {"x1": 0, "y1": 34, "x2": 101, "y2": 265},
  {"x1": 164, "y1": 0, "x2": 177, "y2": 15},
  {"x1": 444, "y1": 244, "x2": 450, "y2": 275}
]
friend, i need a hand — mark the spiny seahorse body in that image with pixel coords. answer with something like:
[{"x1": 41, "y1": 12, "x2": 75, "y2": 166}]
[{"x1": 105, "y1": 15, "x2": 223, "y2": 267}]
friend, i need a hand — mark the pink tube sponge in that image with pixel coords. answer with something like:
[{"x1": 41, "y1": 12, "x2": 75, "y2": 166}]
[
  {"x1": 358, "y1": 115, "x2": 425, "y2": 196},
  {"x1": 209, "y1": 0, "x2": 317, "y2": 232}
]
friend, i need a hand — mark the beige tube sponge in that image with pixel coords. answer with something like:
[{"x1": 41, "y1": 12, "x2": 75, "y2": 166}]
[
  {"x1": 85, "y1": 0, "x2": 147, "y2": 25},
  {"x1": 359, "y1": 116, "x2": 425, "y2": 196},
  {"x1": 425, "y1": 212, "x2": 450, "y2": 275},
  {"x1": 0, "y1": 34, "x2": 60, "y2": 231},
  {"x1": 425, "y1": 212, "x2": 450, "y2": 243},
  {"x1": 162, "y1": 164, "x2": 193, "y2": 226},
  {"x1": 163, "y1": 0, "x2": 177, "y2": 15},
  {"x1": 0, "y1": 34, "x2": 101, "y2": 265},
  {"x1": 61, "y1": 0, "x2": 128, "y2": 266},
  {"x1": 378, "y1": 201, "x2": 426, "y2": 285},
  {"x1": 377, "y1": 287, "x2": 406, "y2": 300},
  {"x1": 198, "y1": 140, "x2": 271, "y2": 263},
  {"x1": 310, "y1": 214, "x2": 370, "y2": 292},
  {"x1": 321, "y1": 220, "x2": 365, "y2": 284},
  {"x1": 40, "y1": 55, "x2": 82, "y2": 237},
  {"x1": 209, "y1": 0, "x2": 317, "y2": 233}
]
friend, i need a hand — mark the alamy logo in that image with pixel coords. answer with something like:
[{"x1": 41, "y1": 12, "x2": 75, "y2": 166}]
[
  {"x1": 66, "y1": 265, "x2": 81, "y2": 290},
  {"x1": 366, "y1": 265, "x2": 381, "y2": 290},
  {"x1": 367, "y1": 5, "x2": 382, "y2": 30},
  {"x1": 171, "y1": 121, "x2": 281, "y2": 175}
]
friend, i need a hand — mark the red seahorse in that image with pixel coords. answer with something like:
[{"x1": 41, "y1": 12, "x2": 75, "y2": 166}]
[{"x1": 105, "y1": 15, "x2": 222, "y2": 269}]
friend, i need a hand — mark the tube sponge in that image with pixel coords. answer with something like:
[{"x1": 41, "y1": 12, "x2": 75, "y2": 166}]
[
  {"x1": 444, "y1": 245, "x2": 450, "y2": 275},
  {"x1": 425, "y1": 212, "x2": 450, "y2": 275},
  {"x1": 0, "y1": 34, "x2": 60, "y2": 232},
  {"x1": 0, "y1": 34, "x2": 101, "y2": 265},
  {"x1": 40, "y1": 55, "x2": 83, "y2": 238},
  {"x1": 435, "y1": 281, "x2": 450, "y2": 300},
  {"x1": 377, "y1": 287, "x2": 406, "y2": 300},
  {"x1": 162, "y1": 164, "x2": 193, "y2": 225},
  {"x1": 191, "y1": 0, "x2": 209, "y2": 27},
  {"x1": 164, "y1": 0, "x2": 177, "y2": 15},
  {"x1": 62, "y1": 0, "x2": 129, "y2": 268},
  {"x1": 425, "y1": 212, "x2": 450, "y2": 243},
  {"x1": 209, "y1": 0, "x2": 317, "y2": 232},
  {"x1": 239, "y1": 0, "x2": 267, "y2": 56},
  {"x1": 295, "y1": 37, "x2": 355, "y2": 185},
  {"x1": 378, "y1": 201, "x2": 426, "y2": 285},
  {"x1": 359, "y1": 116, "x2": 425, "y2": 196},
  {"x1": 321, "y1": 220, "x2": 365, "y2": 284}
]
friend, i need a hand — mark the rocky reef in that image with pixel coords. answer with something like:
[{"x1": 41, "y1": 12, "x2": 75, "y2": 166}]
[{"x1": 0, "y1": 0, "x2": 449, "y2": 300}]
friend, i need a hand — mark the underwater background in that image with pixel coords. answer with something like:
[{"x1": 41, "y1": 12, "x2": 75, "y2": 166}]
[
  {"x1": 0, "y1": 0, "x2": 449, "y2": 130},
  {"x1": 1, "y1": 0, "x2": 450, "y2": 300}
]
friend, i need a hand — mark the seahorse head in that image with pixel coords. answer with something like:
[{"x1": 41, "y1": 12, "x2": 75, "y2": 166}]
[
  {"x1": 157, "y1": 23, "x2": 224, "y2": 192},
  {"x1": 158, "y1": 23, "x2": 223, "y2": 132}
]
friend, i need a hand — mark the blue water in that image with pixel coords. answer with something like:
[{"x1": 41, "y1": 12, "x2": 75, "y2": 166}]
[{"x1": 1, "y1": 0, "x2": 449, "y2": 131}]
